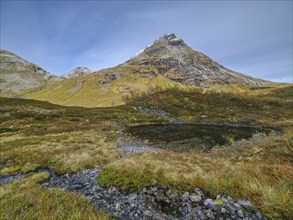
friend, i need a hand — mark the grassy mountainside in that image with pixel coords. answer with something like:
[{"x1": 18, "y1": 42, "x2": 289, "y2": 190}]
[
  {"x1": 1, "y1": 85, "x2": 292, "y2": 219},
  {"x1": 25, "y1": 66, "x2": 184, "y2": 107}
]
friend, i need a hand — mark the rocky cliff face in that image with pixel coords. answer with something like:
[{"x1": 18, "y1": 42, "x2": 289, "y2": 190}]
[
  {"x1": 0, "y1": 49, "x2": 59, "y2": 94},
  {"x1": 125, "y1": 33, "x2": 268, "y2": 87},
  {"x1": 62, "y1": 67, "x2": 93, "y2": 79}
]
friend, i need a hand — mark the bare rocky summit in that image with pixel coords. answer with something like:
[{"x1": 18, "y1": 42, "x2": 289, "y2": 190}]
[
  {"x1": 62, "y1": 67, "x2": 93, "y2": 79},
  {"x1": 125, "y1": 33, "x2": 269, "y2": 87}
]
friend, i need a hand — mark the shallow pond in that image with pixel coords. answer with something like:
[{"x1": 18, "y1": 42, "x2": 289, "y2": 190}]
[{"x1": 126, "y1": 123, "x2": 271, "y2": 151}]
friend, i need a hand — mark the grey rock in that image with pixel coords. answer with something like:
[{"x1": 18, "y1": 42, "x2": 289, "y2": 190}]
[
  {"x1": 190, "y1": 193, "x2": 202, "y2": 203},
  {"x1": 115, "y1": 203, "x2": 121, "y2": 211},
  {"x1": 198, "y1": 210, "x2": 207, "y2": 220},
  {"x1": 151, "y1": 186, "x2": 158, "y2": 192},
  {"x1": 204, "y1": 199, "x2": 219, "y2": 209},
  {"x1": 143, "y1": 210, "x2": 152, "y2": 217},
  {"x1": 237, "y1": 209, "x2": 244, "y2": 218},
  {"x1": 221, "y1": 207, "x2": 227, "y2": 214},
  {"x1": 227, "y1": 196, "x2": 235, "y2": 204},
  {"x1": 206, "y1": 209, "x2": 215, "y2": 219},
  {"x1": 226, "y1": 204, "x2": 237, "y2": 214},
  {"x1": 256, "y1": 211, "x2": 262, "y2": 219},
  {"x1": 221, "y1": 198, "x2": 229, "y2": 204},
  {"x1": 237, "y1": 200, "x2": 254, "y2": 209},
  {"x1": 182, "y1": 192, "x2": 190, "y2": 201}
]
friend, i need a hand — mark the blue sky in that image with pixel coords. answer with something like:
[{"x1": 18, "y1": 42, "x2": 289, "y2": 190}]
[{"x1": 1, "y1": 1, "x2": 292, "y2": 82}]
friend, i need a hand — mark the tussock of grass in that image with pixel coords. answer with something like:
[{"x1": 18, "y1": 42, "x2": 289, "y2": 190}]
[
  {"x1": 98, "y1": 131, "x2": 293, "y2": 219},
  {"x1": 0, "y1": 172, "x2": 110, "y2": 219}
]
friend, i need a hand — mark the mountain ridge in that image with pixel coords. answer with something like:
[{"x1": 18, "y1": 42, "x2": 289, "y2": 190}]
[{"x1": 1, "y1": 34, "x2": 276, "y2": 107}]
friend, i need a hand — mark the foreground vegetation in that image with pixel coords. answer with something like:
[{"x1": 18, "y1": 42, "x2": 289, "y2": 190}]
[
  {"x1": 98, "y1": 131, "x2": 293, "y2": 219},
  {"x1": 1, "y1": 84, "x2": 292, "y2": 219},
  {"x1": 0, "y1": 172, "x2": 110, "y2": 219},
  {"x1": 0, "y1": 97, "x2": 162, "y2": 175}
]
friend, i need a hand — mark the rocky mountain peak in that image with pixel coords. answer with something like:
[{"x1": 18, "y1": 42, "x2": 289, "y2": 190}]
[
  {"x1": 125, "y1": 34, "x2": 268, "y2": 87},
  {"x1": 63, "y1": 67, "x2": 93, "y2": 79}
]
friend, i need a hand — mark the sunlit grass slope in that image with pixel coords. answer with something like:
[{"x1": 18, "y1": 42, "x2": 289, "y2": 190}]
[{"x1": 26, "y1": 66, "x2": 184, "y2": 107}]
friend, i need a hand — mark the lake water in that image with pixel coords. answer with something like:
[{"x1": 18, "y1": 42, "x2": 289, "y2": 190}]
[{"x1": 126, "y1": 123, "x2": 270, "y2": 151}]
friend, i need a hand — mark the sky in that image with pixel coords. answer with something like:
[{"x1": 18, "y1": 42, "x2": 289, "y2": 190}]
[{"x1": 0, "y1": 0, "x2": 292, "y2": 83}]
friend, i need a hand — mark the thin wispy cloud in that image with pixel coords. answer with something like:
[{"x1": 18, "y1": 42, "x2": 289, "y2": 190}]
[{"x1": 1, "y1": 1, "x2": 292, "y2": 82}]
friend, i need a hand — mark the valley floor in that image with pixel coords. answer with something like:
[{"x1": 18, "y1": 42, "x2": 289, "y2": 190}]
[{"x1": 0, "y1": 85, "x2": 292, "y2": 219}]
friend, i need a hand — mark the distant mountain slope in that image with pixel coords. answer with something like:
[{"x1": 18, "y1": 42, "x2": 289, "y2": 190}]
[
  {"x1": 62, "y1": 67, "x2": 93, "y2": 79},
  {"x1": 0, "y1": 49, "x2": 60, "y2": 95}
]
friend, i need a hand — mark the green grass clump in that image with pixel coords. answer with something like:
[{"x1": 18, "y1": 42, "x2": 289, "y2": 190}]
[
  {"x1": 98, "y1": 163, "x2": 155, "y2": 192},
  {"x1": 0, "y1": 172, "x2": 110, "y2": 219}
]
